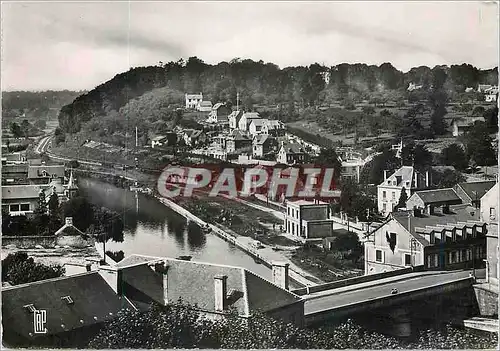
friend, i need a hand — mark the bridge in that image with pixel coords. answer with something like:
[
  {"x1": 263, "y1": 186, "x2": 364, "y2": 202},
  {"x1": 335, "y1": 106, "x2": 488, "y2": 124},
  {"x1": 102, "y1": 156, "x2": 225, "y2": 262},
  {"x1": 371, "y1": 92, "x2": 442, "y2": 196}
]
[{"x1": 296, "y1": 269, "x2": 478, "y2": 327}]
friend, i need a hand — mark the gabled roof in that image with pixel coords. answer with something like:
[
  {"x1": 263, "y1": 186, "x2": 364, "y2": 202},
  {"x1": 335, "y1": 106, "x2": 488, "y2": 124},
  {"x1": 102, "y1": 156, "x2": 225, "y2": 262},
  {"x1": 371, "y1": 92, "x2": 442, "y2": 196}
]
[
  {"x1": 228, "y1": 110, "x2": 243, "y2": 119},
  {"x1": 152, "y1": 135, "x2": 168, "y2": 142},
  {"x1": 409, "y1": 188, "x2": 462, "y2": 206},
  {"x1": 2, "y1": 164, "x2": 29, "y2": 174},
  {"x1": 186, "y1": 93, "x2": 203, "y2": 99},
  {"x1": 254, "y1": 134, "x2": 274, "y2": 145},
  {"x1": 1, "y1": 272, "x2": 134, "y2": 339},
  {"x1": 455, "y1": 181, "x2": 496, "y2": 202},
  {"x1": 28, "y1": 165, "x2": 65, "y2": 179},
  {"x1": 380, "y1": 166, "x2": 425, "y2": 188},
  {"x1": 212, "y1": 103, "x2": 225, "y2": 110},
  {"x1": 230, "y1": 130, "x2": 251, "y2": 141},
  {"x1": 2, "y1": 185, "x2": 44, "y2": 200},
  {"x1": 54, "y1": 222, "x2": 86, "y2": 237},
  {"x1": 115, "y1": 255, "x2": 301, "y2": 316}
]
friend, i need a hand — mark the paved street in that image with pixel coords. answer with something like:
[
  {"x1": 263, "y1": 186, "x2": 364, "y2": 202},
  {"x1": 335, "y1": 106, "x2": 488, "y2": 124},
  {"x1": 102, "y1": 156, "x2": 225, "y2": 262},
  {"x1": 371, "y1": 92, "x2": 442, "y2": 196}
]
[{"x1": 304, "y1": 270, "x2": 473, "y2": 315}]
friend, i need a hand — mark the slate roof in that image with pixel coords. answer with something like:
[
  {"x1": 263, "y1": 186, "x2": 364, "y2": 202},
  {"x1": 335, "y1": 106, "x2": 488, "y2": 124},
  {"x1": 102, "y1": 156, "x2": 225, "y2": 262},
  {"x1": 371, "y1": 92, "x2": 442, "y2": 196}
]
[
  {"x1": 410, "y1": 188, "x2": 462, "y2": 205},
  {"x1": 2, "y1": 185, "x2": 44, "y2": 200},
  {"x1": 242, "y1": 112, "x2": 260, "y2": 120},
  {"x1": 199, "y1": 101, "x2": 212, "y2": 107},
  {"x1": 152, "y1": 135, "x2": 168, "y2": 142},
  {"x1": 2, "y1": 164, "x2": 28, "y2": 174},
  {"x1": 381, "y1": 166, "x2": 426, "y2": 188},
  {"x1": 28, "y1": 165, "x2": 65, "y2": 179},
  {"x1": 455, "y1": 181, "x2": 496, "y2": 202},
  {"x1": 212, "y1": 103, "x2": 225, "y2": 110},
  {"x1": 391, "y1": 204, "x2": 482, "y2": 246},
  {"x1": 230, "y1": 130, "x2": 251, "y2": 141},
  {"x1": 254, "y1": 134, "x2": 272, "y2": 145},
  {"x1": 250, "y1": 119, "x2": 269, "y2": 127},
  {"x1": 115, "y1": 255, "x2": 301, "y2": 316},
  {"x1": 1, "y1": 272, "x2": 133, "y2": 339}
]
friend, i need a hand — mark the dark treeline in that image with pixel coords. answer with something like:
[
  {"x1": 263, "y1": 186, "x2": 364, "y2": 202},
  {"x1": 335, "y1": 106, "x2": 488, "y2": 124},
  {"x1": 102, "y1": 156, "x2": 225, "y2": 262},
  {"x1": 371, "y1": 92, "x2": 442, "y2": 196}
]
[
  {"x1": 58, "y1": 58, "x2": 498, "y2": 134},
  {"x1": 3, "y1": 90, "x2": 86, "y2": 117}
]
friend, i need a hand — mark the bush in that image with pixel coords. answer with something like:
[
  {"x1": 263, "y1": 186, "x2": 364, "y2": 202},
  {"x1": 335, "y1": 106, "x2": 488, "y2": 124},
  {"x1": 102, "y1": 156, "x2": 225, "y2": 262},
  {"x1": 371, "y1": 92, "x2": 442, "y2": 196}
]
[{"x1": 2, "y1": 252, "x2": 65, "y2": 285}]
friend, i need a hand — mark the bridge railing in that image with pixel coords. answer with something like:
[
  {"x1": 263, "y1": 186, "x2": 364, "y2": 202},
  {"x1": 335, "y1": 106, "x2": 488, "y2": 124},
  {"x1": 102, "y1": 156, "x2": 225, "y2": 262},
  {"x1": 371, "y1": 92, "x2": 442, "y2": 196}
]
[{"x1": 292, "y1": 265, "x2": 426, "y2": 296}]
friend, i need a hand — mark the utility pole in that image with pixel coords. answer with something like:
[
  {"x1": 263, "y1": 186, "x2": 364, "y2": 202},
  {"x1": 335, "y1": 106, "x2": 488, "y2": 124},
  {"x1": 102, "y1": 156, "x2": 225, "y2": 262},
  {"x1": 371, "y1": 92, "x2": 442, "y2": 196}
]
[
  {"x1": 236, "y1": 92, "x2": 240, "y2": 111},
  {"x1": 135, "y1": 126, "x2": 138, "y2": 148}
]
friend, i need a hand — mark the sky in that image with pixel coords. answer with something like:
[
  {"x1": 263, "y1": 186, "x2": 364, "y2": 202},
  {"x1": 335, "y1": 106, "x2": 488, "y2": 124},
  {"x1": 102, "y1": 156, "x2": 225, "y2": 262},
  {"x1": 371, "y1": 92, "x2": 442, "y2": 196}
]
[{"x1": 1, "y1": 1, "x2": 498, "y2": 91}]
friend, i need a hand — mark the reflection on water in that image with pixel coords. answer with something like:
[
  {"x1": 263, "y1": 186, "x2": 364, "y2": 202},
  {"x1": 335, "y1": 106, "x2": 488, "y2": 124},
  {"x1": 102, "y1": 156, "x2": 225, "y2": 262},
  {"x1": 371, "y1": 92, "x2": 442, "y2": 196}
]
[{"x1": 78, "y1": 177, "x2": 273, "y2": 280}]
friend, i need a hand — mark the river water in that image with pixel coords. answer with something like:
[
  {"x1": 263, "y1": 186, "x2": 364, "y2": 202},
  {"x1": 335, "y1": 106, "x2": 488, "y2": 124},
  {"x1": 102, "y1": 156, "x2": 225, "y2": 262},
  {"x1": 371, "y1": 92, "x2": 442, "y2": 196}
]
[{"x1": 78, "y1": 177, "x2": 273, "y2": 280}]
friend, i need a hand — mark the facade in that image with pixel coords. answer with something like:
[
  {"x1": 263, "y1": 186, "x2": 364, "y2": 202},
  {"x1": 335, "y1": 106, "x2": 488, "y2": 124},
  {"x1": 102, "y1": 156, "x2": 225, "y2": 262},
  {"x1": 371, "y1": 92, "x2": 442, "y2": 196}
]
[
  {"x1": 407, "y1": 82, "x2": 423, "y2": 91},
  {"x1": 248, "y1": 119, "x2": 269, "y2": 136},
  {"x1": 365, "y1": 206, "x2": 487, "y2": 275},
  {"x1": 377, "y1": 166, "x2": 430, "y2": 216},
  {"x1": 277, "y1": 143, "x2": 306, "y2": 165},
  {"x1": 226, "y1": 130, "x2": 252, "y2": 153},
  {"x1": 207, "y1": 103, "x2": 232, "y2": 124},
  {"x1": 197, "y1": 101, "x2": 213, "y2": 112},
  {"x1": 405, "y1": 188, "x2": 463, "y2": 215},
  {"x1": 185, "y1": 93, "x2": 203, "y2": 109},
  {"x1": 262, "y1": 120, "x2": 286, "y2": 137},
  {"x1": 480, "y1": 183, "x2": 499, "y2": 284},
  {"x1": 252, "y1": 135, "x2": 278, "y2": 158},
  {"x1": 228, "y1": 110, "x2": 243, "y2": 130},
  {"x1": 340, "y1": 159, "x2": 365, "y2": 183},
  {"x1": 284, "y1": 200, "x2": 334, "y2": 240},
  {"x1": 1, "y1": 185, "x2": 42, "y2": 216},
  {"x1": 27, "y1": 165, "x2": 65, "y2": 185},
  {"x1": 238, "y1": 112, "x2": 261, "y2": 132},
  {"x1": 450, "y1": 117, "x2": 486, "y2": 137}
]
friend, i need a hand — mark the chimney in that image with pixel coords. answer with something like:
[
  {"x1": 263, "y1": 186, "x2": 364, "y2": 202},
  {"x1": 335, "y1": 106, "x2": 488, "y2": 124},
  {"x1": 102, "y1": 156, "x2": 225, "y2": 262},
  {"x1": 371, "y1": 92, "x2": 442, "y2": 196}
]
[
  {"x1": 384, "y1": 170, "x2": 389, "y2": 181},
  {"x1": 152, "y1": 261, "x2": 169, "y2": 306},
  {"x1": 214, "y1": 275, "x2": 228, "y2": 312},
  {"x1": 65, "y1": 217, "x2": 73, "y2": 226},
  {"x1": 425, "y1": 171, "x2": 430, "y2": 188},
  {"x1": 98, "y1": 266, "x2": 123, "y2": 295},
  {"x1": 272, "y1": 262, "x2": 290, "y2": 290}
]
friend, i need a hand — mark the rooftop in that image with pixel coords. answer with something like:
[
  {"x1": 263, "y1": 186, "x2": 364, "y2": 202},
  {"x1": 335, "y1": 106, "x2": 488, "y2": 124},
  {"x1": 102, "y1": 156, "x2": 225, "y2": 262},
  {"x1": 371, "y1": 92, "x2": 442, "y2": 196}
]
[
  {"x1": 2, "y1": 184, "x2": 44, "y2": 200},
  {"x1": 115, "y1": 254, "x2": 301, "y2": 316},
  {"x1": 409, "y1": 188, "x2": 462, "y2": 205},
  {"x1": 2, "y1": 272, "x2": 134, "y2": 339},
  {"x1": 455, "y1": 181, "x2": 496, "y2": 202},
  {"x1": 28, "y1": 165, "x2": 65, "y2": 179}
]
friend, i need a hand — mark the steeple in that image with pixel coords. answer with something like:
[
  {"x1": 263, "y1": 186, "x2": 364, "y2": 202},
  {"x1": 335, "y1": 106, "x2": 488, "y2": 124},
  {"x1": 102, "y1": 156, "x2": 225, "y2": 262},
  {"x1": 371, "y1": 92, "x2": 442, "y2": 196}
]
[{"x1": 68, "y1": 170, "x2": 78, "y2": 190}]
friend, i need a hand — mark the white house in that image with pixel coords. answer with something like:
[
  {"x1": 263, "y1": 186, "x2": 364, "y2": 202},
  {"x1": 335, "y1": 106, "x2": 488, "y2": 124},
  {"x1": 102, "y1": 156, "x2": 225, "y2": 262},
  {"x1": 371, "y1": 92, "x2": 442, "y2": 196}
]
[
  {"x1": 277, "y1": 142, "x2": 306, "y2": 165},
  {"x1": 238, "y1": 112, "x2": 261, "y2": 132},
  {"x1": 151, "y1": 135, "x2": 168, "y2": 149},
  {"x1": 377, "y1": 166, "x2": 430, "y2": 216},
  {"x1": 197, "y1": 101, "x2": 213, "y2": 112},
  {"x1": 185, "y1": 93, "x2": 203, "y2": 109},
  {"x1": 228, "y1": 110, "x2": 243, "y2": 130},
  {"x1": 284, "y1": 200, "x2": 334, "y2": 241}
]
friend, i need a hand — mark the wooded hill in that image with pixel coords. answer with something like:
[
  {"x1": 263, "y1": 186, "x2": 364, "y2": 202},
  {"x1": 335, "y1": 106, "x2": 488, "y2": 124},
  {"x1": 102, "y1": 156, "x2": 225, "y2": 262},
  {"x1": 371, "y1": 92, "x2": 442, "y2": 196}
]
[{"x1": 58, "y1": 58, "x2": 498, "y2": 134}]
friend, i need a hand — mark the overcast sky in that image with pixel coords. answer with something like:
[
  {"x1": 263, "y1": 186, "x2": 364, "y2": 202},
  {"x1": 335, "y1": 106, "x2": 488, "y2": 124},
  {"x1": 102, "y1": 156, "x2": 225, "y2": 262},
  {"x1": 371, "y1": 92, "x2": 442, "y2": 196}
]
[{"x1": 1, "y1": 1, "x2": 498, "y2": 91}]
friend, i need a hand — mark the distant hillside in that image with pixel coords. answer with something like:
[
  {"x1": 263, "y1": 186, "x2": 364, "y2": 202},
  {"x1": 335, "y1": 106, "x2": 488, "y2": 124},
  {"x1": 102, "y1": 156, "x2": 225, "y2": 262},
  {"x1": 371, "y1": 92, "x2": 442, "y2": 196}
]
[
  {"x1": 58, "y1": 58, "x2": 498, "y2": 134},
  {"x1": 2, "y1": 90, "x2": 85, "y2": 118}
]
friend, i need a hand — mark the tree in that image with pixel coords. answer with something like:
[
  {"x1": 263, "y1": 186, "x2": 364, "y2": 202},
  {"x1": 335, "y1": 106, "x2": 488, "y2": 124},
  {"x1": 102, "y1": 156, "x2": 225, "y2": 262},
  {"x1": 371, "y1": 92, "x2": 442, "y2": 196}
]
[
  {"x1": 483, "y1": 106, "x2": 498, "y2": 133},
  {"x1": 48, "y1": 192, "x2": 60, "y2": 218},
  {"x1": 339, "y1": 179, "x2": 359, "y2": 216},
  {"x1": 396, "y1": 187, "x2": 408, "y2": 210},
  {"x1": 433, "y1": 169, "x2": 466, "y2": 188},
  {"x1": 34, "y1": 189, "x2": 48, "y2": 216},
  {"x1": 314, "y1": 148, "x2": 342, "y2": 183},
  {"x1": 440, "y1": 144, "x2": 469, "y2": 171},
  {"x1": 2, "y1": 252, "x2": 65, "y2": 285},
  {"x1": 359, "y1": 149, "x2": 400, "y2": 185},
  {"x1": 10, "y1": 122, "x2": 22, "y2": 138},
  {"x1": 401, "y1": 143, "x2": 432, "y2": 170},
  {"x1": 428, "y1": 67, "x2": 448, "y2": 135},
  {"x1": 464, "y1": 121, "x2": 497, "y2": 166},
  {"x1": 62, "y1": 196, "x2": 94, "y2": 232}
]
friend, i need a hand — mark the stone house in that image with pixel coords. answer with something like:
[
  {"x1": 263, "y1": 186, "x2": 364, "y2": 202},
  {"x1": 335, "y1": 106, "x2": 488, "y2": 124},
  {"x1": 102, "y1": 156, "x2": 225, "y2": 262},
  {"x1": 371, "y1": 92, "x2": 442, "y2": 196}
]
[{"x1": 284, "y1": 200, "x2": 334, "y2": 241}]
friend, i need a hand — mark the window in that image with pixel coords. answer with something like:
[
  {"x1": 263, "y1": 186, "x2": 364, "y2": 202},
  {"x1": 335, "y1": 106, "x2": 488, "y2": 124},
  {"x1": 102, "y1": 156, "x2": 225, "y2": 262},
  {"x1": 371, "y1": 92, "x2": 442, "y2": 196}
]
[
  {"x1": 490, "y1": 207, "x2": 496, "y2": 220},
  {"x1": 61, "y1": 296, "x2": 74, "y2": 304},
  {"x1": 404, "y1": 254, "x2": 412, "y2": 266},
  {"x1": 451, "y1": 251, "x2": 457, "y2": 264},
  {"x1": 20, "y1": 204, "x2": 30, "y2": 211},
  {"x1": 392, "y1": 192, "x2": 396, "y2": 201},
  {"x1": 292, "y1": 223, "x2": 295, "y2": 235},
  {"x1": 10, "y1": 204, "x2": 20, "y2": 212},
  {"x1": 382, "y1": 191, "x2": 387, "y2": 200},
  {"x1": 23, "y1": 304, "x2": 36, "y2": 313},
  {"x1": 375, "y1": 250, "x2": 383, "y2": 262},
  {"x1": 383, "y1": 203, "x2": 387, "y2": 212},
  {"x1": 430, "y1": 232, "x2": 435, "y2": 244},
  {"x1": 287, "y1": 207, "x2": 290, "y2": 216}
]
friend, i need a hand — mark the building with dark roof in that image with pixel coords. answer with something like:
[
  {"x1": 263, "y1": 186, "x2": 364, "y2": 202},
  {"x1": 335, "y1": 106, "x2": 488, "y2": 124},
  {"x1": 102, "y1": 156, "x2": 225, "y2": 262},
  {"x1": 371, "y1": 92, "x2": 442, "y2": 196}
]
[
  {"x1": 27, "y1": 165, "x2": 65, "y2": 184},
  {"x1": 252, "y1": 134, "x2": 278, "y2": 158},
  {"x1": 450, "y1": 116, "x2": 486, "y2": 137},
  {"x1": 405, "y1": 188, "x2": 463, "y2": 215},
  {"x1": 1, "y1": 271, "x2": 135, "y2": 348},
  {"x1": 364, "y1": 204, "x2": 487, "y2": 275},
  {"x1": 277, "y1": 142, "x2": 306, "y2": 165},
  {"x1": 453, "y1": 180, "x2": 496, "y2": 208},
  {"x1": 377, "y1": 166, "x2": 430, "y2": 217},
  {"x1": 207, "y1": 103, "x2": 231, "y2": 124},
  {"x1": 111, "y1": 255, "x2": 304, "y2": 325}
]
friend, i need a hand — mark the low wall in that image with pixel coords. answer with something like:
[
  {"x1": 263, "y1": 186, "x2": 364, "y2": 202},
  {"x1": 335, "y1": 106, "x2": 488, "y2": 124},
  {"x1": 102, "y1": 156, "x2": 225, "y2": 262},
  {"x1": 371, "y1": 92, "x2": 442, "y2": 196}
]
[
  {"x1": 2, "y1": 236, "x2": 56, "y2": 248},
  {"x1": 2, "y1": 235, "x2": 93, "y2": 249},
  {"x1": 474, "y1": 285, "x2": 498, "y2": 317},
  {"x1": 293, "y1": 265, "x2": 425, "y2": 295}
]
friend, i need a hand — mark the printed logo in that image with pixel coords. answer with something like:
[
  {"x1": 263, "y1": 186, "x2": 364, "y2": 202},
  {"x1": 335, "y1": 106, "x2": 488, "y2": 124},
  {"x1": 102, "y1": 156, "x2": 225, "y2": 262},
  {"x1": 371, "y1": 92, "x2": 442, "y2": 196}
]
[
  {"x1": 34, "y1": 309, "x2": 47, "y2": 334},
  {"x1": 157, "y1": 164, "x2": 340, "y2": 200}
]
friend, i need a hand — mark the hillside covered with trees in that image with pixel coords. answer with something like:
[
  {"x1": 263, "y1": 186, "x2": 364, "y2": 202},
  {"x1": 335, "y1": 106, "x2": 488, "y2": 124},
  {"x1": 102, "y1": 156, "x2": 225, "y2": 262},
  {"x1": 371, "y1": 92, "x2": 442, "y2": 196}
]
[{"x1": 58, "y1": 58, "x2": 497, "y2": 137}]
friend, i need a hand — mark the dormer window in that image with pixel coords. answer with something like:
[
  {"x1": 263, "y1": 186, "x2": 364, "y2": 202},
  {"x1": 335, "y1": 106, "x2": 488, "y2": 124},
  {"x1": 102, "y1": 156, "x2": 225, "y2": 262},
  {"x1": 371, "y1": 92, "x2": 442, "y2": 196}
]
[
  {"x1": 61, "y1": 296, "x2": 74, "y2": 304},
  {"x1": 23, "y1": 304, "x2": 36, "y2": 313}
]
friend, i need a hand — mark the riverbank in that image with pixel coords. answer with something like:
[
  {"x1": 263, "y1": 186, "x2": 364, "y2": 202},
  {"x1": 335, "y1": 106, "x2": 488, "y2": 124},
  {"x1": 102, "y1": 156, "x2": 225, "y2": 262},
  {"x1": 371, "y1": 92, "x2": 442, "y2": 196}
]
[{"x1": 155, "y1": 194, "x2": 320, "y2": 287}]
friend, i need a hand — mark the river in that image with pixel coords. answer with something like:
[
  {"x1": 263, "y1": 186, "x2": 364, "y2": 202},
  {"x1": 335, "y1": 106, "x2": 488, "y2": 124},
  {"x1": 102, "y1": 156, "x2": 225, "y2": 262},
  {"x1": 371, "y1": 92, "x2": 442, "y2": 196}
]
[{"x1": 78, "y1": 177, "x2": 274, "y2": 280}]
